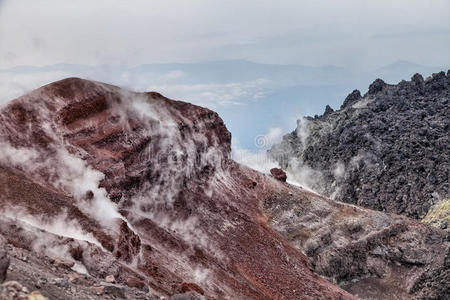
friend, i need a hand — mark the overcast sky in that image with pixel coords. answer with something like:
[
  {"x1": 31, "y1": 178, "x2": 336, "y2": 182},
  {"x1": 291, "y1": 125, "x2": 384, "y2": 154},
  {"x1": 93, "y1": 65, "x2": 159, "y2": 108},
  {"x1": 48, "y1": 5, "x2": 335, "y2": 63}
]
[{"x1": 1, "y1": 0, "x2": 450, "y2": 70}]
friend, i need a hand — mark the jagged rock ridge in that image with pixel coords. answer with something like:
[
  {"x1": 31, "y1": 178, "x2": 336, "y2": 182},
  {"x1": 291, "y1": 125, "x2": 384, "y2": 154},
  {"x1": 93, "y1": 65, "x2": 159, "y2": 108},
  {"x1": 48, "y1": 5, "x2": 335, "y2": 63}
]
[{"x1": 270, "y1": 71, "x2": 450, "y2": 221}]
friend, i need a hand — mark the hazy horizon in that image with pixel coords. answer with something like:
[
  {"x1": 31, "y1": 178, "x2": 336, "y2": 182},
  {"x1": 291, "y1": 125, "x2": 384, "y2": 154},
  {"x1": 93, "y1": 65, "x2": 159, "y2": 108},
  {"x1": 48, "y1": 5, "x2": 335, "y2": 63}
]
[
  {"x1": 1, "y1": 0, "x2": 450, "y2": 69},
  {"x1": 1, "y1": 58, "x2": 445, "y2": 71},
  {"x1": 1, "y1": 0, "x2": 449, "y2": 153}
]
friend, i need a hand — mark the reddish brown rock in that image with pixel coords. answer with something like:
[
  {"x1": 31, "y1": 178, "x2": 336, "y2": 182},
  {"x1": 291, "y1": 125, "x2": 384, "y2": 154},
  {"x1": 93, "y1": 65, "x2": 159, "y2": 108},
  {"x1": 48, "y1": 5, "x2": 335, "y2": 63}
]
[
  {"x1": 180, "y1": 282, "x2": 204, "y2": 295},
  {"x1": 53, "y1": 258, "x2": 75, "y2": 269},
  {"x1": 125, "y1": 277, "x2": 146, "y2": 290},
  {"x1": 113, "y1": 220, "x2": 141, "y2": 263},
  {"x1": 67, "y1": 273, "x2": 81, "y2": 284},
  {"x1": 69, "y1": 245, "x2": 83, "y2": 261},
  {"x1": 270, "y1": 168, "x2": 287, "y2": 182}
]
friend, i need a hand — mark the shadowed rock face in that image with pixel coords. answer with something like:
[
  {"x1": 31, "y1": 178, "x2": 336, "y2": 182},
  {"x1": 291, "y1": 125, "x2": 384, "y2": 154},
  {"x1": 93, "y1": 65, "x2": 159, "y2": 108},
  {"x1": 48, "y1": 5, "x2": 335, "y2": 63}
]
[
  {"x1": 270, "y1": 71, "x2": 450, "y2": 221},
  {"x1": 0, "y1": 78, "x2": 353, "y2": 299},
  {"x1": 0, "y1": 236, "x2": 8, "y2": 283}
]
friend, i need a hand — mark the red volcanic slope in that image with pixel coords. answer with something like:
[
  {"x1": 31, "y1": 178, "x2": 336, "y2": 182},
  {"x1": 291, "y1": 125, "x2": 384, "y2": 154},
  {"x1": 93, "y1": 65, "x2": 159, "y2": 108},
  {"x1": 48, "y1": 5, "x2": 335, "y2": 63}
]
[{"x1": 0, "y1": 78, "x2": 354, "y2": 299}]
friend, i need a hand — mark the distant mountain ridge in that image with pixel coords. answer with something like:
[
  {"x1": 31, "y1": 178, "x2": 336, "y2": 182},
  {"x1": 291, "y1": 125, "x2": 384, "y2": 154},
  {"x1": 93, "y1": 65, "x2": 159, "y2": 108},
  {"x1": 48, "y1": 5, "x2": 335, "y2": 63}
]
[
  {"x1": 1, "y1": 59, "x2": 443, "y2": 85},
  {"x1": 1, "y1": 60, "x2": 447, "y2": 151}
]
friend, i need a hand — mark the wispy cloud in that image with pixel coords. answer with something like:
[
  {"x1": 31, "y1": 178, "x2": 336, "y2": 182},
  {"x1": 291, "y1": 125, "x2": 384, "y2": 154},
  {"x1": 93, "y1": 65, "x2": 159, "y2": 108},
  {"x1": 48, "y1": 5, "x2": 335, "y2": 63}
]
[{"x1": 0, "y1": 67, "x2": 272, "y2": 108}]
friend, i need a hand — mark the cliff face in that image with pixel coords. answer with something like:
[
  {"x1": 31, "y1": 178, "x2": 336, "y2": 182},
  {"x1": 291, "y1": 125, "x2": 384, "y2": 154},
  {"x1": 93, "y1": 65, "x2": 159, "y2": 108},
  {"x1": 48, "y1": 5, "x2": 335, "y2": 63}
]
[
  {"x1": 0, "y1": 78, "x2": 448, "y2": 300},
  {"x1": 270, "y1": 71, "x2": 450, "y2": 222}
]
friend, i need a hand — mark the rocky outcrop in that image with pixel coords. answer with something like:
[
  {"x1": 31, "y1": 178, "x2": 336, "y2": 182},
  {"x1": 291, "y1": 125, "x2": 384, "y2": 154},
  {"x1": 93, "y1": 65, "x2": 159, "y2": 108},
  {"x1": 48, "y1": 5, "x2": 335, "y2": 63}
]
[
  {"x1": 262, "y1": 186, "x2": 450, "y2": 300},
  {"x1": 270, "y1": 71, "x2": 450, "y2": 220}
]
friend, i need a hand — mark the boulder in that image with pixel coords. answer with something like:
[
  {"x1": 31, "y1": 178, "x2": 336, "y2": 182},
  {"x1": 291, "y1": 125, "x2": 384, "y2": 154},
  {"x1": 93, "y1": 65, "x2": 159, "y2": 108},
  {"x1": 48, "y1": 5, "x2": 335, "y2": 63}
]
[{"x1": 270, "y1": 168, "x2": 287, "y2": 182}]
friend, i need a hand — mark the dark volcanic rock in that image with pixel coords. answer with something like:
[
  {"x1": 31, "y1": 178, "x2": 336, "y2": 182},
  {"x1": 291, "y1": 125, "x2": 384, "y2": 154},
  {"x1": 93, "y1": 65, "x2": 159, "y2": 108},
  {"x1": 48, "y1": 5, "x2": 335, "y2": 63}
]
[
  {"x1": 0, "y1": 236, "x2": 9, "y2": 283},
  {"x1": 341, "y1": 89, "x2": 362, "y2": 109},
  {"x1": 323, "y1": 105, "x2": 334, "y2": 116},
  {"x1": 368, "y1": 78, "x2": 386, "y2": 95},
  {"x1": 270, "y1": 71, "x2": 450, "y2": 220}
]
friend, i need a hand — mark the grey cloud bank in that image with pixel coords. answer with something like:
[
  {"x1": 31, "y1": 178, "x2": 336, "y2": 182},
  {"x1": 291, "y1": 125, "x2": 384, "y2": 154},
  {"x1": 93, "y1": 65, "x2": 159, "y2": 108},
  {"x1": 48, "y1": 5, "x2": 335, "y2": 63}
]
[{"x1": 1, "y1": 0, "x2": 450, "y2": 69}]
